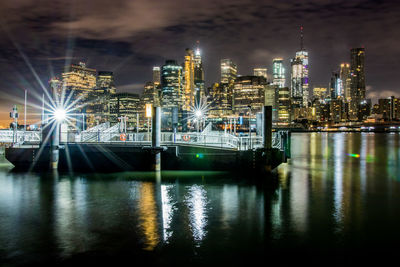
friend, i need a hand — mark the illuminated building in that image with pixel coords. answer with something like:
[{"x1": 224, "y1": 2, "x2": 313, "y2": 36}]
[
  {"x1": 313, "y1": 87, "x2": 328, "y2": 100},
  {"x1": 109, "y1": 92, "x2": 140, "y2": 128},
  {"x1": 290, "y1": 27, "x2": 309, "y2": 107},
  {"x1": 153, "y1": 67, "x2": 161, "y2": 86},
  {"x1": 97, "y1": 71, "x2": 116, "y2": 95},
  {"x1": 330, "y1": 99, "x2": 343, "y2": 122},
  {"x1": 183, "y1": 48, "x2": 195, "y2": 111},
  {"x1": 194, "y1": 45, "x2": 205, "y2": 103},
  {"x1": 358, "y1": 99, "x2": 371, "y2": 121},
  {"x1": 272, "y1": 58, "x2": 285, "y2": 88},
  {"x1": 221, "y1": 59, "x2": 237, "y2": 84},
  {"x1": 85, "y1": 71, "x2": 117, "y2": 126},
  {"x1": 340, "y1": 63, "x2": 351, "y2": 101},
  {"x1": 62, "y1": 62, "x2": 97, "y2": 102},
  {"x1": 161, "y1": 60, "x2": 183, "y2": 109},
  {"x1": 314, "y1": 100, "x2": 330, "y2": 122},
  {"x1": 61, "y1": 62, "x2": 97, "y2": 127},
  {"x1": 208, "y1": 83, "x2": 232, "y2": 118},
  {"x1": 378, "y1": 97, "x2": 399, "y2": 121},
  {"x1": 278, "y1": 87, "x2": 290, "y2": 124},
  {"x1": 232, "y1": 76, "x2": 267, "y2": 115},
  {"x1": 350, "y1": 48, "x2": 366, "y2": 100},
  {"x1": 329, "y1": 72, "x2": 342, "y2": 99},
  {"x1": 253, "y1": 68, "x2": 268, "y2": 80}
]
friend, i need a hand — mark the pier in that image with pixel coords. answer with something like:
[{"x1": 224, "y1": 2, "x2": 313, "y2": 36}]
[{"x1": 2, "y1": 106, "x2": 290, "y2": 172}]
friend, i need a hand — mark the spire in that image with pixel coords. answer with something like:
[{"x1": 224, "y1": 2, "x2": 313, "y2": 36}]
[
  {"x1": 195, "y1": 40, "x2": 200, "y2": 56},
  {"x1": 300, "y1": 26, "x2": 304, "y2": 51}
]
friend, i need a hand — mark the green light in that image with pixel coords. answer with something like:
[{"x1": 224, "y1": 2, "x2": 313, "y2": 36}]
[{"x1": 196, "y1": 153, "x2": 204, "y2": 159}]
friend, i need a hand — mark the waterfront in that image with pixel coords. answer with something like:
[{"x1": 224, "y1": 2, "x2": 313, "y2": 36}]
[{"x1": 1, "y1": 132, "x2": 400, "y2": 266}]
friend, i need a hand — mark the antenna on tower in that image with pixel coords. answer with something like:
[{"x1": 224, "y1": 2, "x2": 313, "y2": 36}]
[
  {"x1": 300, "y1": 26, "x2": 304, "y2": 50},
  {"x1": 195, "y1": 40, "x2": 201, "y2": 56}
]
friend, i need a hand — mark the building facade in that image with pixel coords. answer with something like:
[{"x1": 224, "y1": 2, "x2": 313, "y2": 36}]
[{"x1": 272, "y1": 58, "x2": 285, "y2": 88}]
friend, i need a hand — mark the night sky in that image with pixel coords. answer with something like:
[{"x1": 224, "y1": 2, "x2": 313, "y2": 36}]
[{"x1": 0, "y1": 0, "x2": 399, "y2": 125}]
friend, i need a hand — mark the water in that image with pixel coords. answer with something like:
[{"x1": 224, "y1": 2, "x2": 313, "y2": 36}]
[{"x1": 1, "y1": 132, "x2": 400, "y2": 266}]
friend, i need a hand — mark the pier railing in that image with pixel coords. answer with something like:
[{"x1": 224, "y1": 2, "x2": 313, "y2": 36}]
[{"x1": 1, "y1": 129, "x2": 289, "y2": 152}]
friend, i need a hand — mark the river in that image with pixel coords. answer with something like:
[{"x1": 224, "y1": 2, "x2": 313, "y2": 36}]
[{"x1": 1, "y1": 132, "x2": 400, "y2": 266}]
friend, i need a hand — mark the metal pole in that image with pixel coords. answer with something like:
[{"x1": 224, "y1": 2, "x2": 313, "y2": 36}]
[
  {"x1": 51, "y1": 121, "x2": 60, "y2": 169},
  {"x1": 263, "y1": 106, "x2": 272, "y2": 149},
  {"x1": 41, "y1": 94, "x2": 44, "y2": 125},
  {"x1": 249, "y1": 107, "x2": 252, "y2": 149},
  {"x1": 147, "y1": 117, "x2": 150, "y2": 141},
  {"x1": 24, "y1": 89, "x2": 27, "y2": 131},
  {"x1": 152, "y1": 106, "x2": 161, "y2": 171},
  {"x1": 136, "y1": 113, "x2": 139, "y2": 134}
]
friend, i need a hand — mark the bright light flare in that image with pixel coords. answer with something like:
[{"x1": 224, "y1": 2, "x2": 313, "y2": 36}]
[
  {"x1": 195, "y1": 110, "x2": 202, "y2": 118},
  {"x1": 54, "y1": 108, "x2": 66, "y2": 122}
]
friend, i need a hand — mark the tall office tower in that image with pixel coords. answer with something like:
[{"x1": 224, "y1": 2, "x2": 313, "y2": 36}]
[
  {"x1": 97, "y1": 71, "x2": 116, "y2": 94},
  {"x1": 183, "y1": 48, "x2": 195, "y2": 111},
  {"x1": 253, "y1": 68, "x2": 268, "y2": 80},
  {"x1": 62, "y1": 62, "x2": 97, "y2": 101},
  {"x1": 340, "y1": 63, "x2": 351, "y2": 101},
  {"x1": 221, "y1": 59, "x2": 237, "y2": 84},
  {"x1": 350, "y1": 48, "x2": 366, "y2": 100},
  {"x1": 194, "y1": 44, "x2": 205, "y2": 103},
  {"x1": 232, "y1": 76, "x2": 267, "y2": 115},
  {"x1": 152, "y1": 67, "x2": 161, "y2": 86},
  {"x1": 329, "y1": 72, "x2": 342, "y2": 99},
  {"x1": 278, "y1": 87, "x2": 291, "y2": 124},
  {"x1": 272, "y1": 58, "x2": 285, "y2": 88},
  {"x1": 62, "y1": 62, "x2": 97, "y2": 128},
  {"x1": 161, "y1": 60, "x2": 183, "y2": 109},
  {"x1": 89, "y1": 71, "x2": 116, "y2": 125},
  {"x1": 290, "y1": 27, "x2": 309, "y2": 107}
]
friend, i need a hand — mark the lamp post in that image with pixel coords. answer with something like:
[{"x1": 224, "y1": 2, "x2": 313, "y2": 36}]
[{"x1": 248, "y1": 105, "x2": 252, "y2": 149}]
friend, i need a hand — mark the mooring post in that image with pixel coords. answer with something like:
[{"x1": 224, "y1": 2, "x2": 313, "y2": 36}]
[
  {"x1": 50, "y1": 121, "x2": 60, "y2": 169},
  {"x1": 263, "y1": 106, "x2": 272, "y2": 149},
  {"x1": 152, "y1": 106, "x2": 161, "y2": 171}
]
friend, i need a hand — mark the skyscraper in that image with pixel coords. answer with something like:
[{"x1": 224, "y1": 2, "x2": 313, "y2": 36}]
[
  {"x1": 290, "y1": 27, "x2": 309, "y2": 107},
  {"x1": 62, "y1": 62, "x2": 97, "y2": 128},
  {"x1": 62, "y1": 62, "x2": 97, "y2": 102},
  {"x1": 221, "y1": 59, "x2": 237, "y2": 84},
  {"x1": 340, "y1": 63, "x2": 351, "y2": 101},
  {"x1": 194, "y1": 44, "x2": 205, "y2": 103},
  {"x1": 152, "y1": 67, "x2": 161, "y2": 86},
  {"x1": 161, "y1": 60, "x2": 183, "y2": 108},
  {"x1": 272, "y1": 58, "x2": 285, "y2": 88},
  {"x1": 350, "y1": 48, "x2": 366, "y2": 100},
  {"x1": 183, "y1": 48, "x2": 195, "y2": 111},
  {"x1": 329, "y1": 72, "x2": 341, "y2": 99},
  {"x1": 253, "y1": 68, "x2": 268, "y2": 80}
]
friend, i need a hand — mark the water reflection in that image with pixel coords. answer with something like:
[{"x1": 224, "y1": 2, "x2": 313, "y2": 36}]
[
  {"x1": 138, "y1": 182, "x2": 159, "y2": 250},
  {"x1": 161, "y1": 184, "x2": 175, "y2": 242},
  {"x1": 185, "y1": 185, "x2": 208, "y2": 246}
]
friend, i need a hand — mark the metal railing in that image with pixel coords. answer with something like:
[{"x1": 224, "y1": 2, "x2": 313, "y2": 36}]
[
  {"x1": 0, "y1": 130, "x2": 41, "y2": 143},
  {"x1": 0, "y1": 128, "x2": 289, "y2": 152}
]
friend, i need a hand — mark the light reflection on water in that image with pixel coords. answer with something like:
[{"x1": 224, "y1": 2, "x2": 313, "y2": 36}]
[{"x1": 1, "y1": 133, "x2": 400, "y2": 264}]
